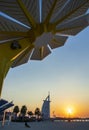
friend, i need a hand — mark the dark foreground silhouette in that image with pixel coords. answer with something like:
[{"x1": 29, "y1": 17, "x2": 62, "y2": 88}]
[{"x1": 25, "y1": 122, "x2": 30, "y2": 128}]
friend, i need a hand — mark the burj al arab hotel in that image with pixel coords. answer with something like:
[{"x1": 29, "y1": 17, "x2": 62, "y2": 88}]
[{"x1": 41, "y1": 94, "x2": 51, "y2": 120}]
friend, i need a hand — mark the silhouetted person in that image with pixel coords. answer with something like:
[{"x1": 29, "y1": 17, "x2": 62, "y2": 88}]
[{"x1": 25, "y1": 122, "x2": 30, "y2": 128}]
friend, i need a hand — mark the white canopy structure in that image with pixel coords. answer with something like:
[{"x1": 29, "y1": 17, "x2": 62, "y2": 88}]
[{"x1": 0, "y1": 0, "x2": 89, "y2": 96}]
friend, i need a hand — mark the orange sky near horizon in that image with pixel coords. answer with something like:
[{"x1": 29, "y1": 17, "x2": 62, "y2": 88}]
[
  {"x1": 9, "y1": 97, "x2": 89, "y2": 118},
  {"x1": 51, "y1": 102, "x2": 89, "y2": 118}
]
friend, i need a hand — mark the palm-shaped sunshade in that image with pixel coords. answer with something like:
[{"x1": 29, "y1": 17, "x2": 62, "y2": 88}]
[{"x1": 0, "y1": 0, "x2": 89, "y2": 96}]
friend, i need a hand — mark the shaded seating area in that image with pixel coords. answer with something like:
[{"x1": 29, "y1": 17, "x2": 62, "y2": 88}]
[{"x1": 0, "y1": 99, "x2": 14, "y2": 126}]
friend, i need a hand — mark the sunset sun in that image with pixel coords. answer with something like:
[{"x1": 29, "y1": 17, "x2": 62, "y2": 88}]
[
  {"x1": 66, "y1": 107, "x2": 74, "y2": 117},
  {"x1": 67, "y1": 108, "x2": 73, "y2": 114}
]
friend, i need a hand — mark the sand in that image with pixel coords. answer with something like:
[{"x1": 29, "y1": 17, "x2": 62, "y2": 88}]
[{"x1": 0, "y1": 121, "x2": 89, "y2": 130}]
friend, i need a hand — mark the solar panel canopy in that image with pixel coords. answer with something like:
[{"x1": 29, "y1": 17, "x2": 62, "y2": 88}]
[
  {"x1": 0, "y1": 99, "x2": 14, "y2": 112},
  {"x1": 0, "y1": 0, "x2": 89, "y2": 95}
]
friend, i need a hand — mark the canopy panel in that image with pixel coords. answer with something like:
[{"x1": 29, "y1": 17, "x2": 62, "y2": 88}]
[
  {"x1": 50, "y1": 0, "x2": 89, "y2": 24},
  {"x1": 56, "y1": 14, "x2": 89, "y2": 35},
  {"x1": 22, "y1": 0, "x2": 40, "y2": 23},
  {"x1": 42, "y1": 0, "x2": 67, "y2": 23},
  {"x1": 0, "y1": 15, "x2": 28, "y2": 32},
  {"x1": 31, "y1": 45, "x2": 51, "y2": 60},
  {"x1": 12, "y1": 46, "x2": 33, "y2": 67},
  {"x1": 0, "y1": 0, "x2": 31, "y2": 26},
  {"x1": 49, "y1": 35, "x2": 68, "y2": 49}
]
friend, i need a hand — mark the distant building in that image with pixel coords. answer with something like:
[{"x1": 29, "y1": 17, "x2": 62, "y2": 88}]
[{"x1": 41, "y1": 94, "x2": 51, "y2": 120}]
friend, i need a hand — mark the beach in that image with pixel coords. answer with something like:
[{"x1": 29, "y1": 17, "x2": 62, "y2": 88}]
[{"x1": 0, "y1": 121, "x2": 89, "y2": 130}]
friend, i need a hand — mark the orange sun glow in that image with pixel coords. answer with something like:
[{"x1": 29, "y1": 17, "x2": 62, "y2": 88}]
[{"x1": 66, "y1": 106, "x2": 75, "y2": 117}]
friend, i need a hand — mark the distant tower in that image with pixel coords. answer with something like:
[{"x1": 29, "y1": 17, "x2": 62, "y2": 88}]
[{"x1": 41, "y1": 93, "x2": 51, "y2": 119}]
